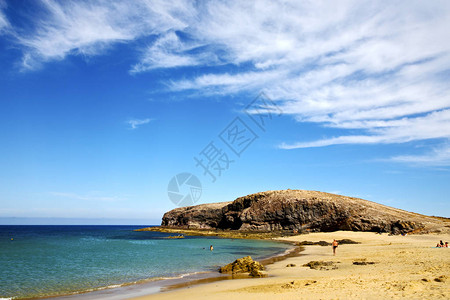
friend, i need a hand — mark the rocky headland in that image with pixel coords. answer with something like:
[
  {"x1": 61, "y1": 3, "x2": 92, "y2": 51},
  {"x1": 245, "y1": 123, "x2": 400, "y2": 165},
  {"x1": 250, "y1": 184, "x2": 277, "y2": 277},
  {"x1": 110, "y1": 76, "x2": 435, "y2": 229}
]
[{"x1": 140, "y1": 190, "x2": 449, "y2": 235}]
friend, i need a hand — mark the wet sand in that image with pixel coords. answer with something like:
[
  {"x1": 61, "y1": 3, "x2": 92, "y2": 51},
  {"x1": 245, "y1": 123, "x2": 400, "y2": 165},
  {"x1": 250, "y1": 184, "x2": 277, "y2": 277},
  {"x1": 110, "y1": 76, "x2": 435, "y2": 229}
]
[{"x1": 131, "y1": 231, "x2": 450, "y2": 300}]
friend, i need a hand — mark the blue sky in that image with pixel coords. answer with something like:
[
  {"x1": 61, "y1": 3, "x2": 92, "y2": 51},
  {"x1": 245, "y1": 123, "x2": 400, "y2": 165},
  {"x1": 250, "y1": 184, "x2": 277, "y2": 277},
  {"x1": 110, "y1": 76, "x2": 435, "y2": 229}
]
[{"x1": 0, "y1": 0, "x2": 449, "y2": 224}]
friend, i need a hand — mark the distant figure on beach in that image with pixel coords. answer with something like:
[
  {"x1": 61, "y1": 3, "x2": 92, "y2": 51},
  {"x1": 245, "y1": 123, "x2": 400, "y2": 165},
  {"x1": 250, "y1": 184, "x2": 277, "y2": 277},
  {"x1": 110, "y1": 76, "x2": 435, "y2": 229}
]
[
  {"x1": 436, "y1": 240, "x2": 445, "y2": 247},
  {"x1": 332, "y1": 239, "x2": 338, "y2": 255},
  {"x1": 445, "y1": 242, "x2": 449, "y2": 248},
  {"x1": 210, "y1": 245, "x2": 213, "y2": 251}
]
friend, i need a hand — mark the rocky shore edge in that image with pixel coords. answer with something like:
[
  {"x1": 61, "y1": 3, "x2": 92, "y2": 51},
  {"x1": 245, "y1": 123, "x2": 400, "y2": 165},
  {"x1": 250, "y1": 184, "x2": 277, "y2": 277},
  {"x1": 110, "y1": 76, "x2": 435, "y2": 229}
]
[{"x1": 134, "y1": 226, "x2": 296, "y2": 239}]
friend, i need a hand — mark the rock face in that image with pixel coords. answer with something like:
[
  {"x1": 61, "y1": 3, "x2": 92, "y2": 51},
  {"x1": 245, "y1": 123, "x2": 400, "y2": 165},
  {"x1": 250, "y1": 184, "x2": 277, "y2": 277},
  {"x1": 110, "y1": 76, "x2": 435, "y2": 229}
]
[
  {"x1": 161, "y1": 202, "x2": 229, "y2": 229},
  {"x1": 161, "y1": 190, "x2": 448, "y2": 234}
]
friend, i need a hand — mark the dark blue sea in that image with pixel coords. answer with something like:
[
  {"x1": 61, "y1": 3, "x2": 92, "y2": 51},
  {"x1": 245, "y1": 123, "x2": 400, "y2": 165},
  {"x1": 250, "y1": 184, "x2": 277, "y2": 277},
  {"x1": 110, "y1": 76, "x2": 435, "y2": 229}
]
[{"x1": 0, "y1": 225, "x2": 290, "y2": 299}]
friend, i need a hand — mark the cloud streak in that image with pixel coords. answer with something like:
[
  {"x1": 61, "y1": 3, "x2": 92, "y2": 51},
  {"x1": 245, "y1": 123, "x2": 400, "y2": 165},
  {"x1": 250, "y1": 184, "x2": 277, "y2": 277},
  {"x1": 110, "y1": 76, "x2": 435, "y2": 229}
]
[
  {"x1": 127, "y1": 118, "x2": 152, "y2": 129},
  {"x1": 390, "y1": 144, "x2": 450, "y2": 167},
  {"x1": 130, "y1": 31, "x2": 205, "y2": 73},
  {"x1": 280, "y1": 109, "x2": 450, "y2": 148},
  {"x1": 0, "y1": 1, "x2": 9, "y2": 32}
]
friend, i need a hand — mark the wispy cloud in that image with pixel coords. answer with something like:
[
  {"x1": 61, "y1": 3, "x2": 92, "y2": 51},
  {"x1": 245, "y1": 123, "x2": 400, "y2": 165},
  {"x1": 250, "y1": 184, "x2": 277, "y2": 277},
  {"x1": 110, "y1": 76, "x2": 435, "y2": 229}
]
[
  {"x1": 50, "y1": 192, "x2": 123, "y2": 202},
  {"x1": 127, "y1": 118, "x2": 152, "y2": 129},
  {"x1": 4, "y1": 1, "x2": 450, "y2": 165},
  {"x1": 280, "y1": 109, "x2": 450, "y2": 149},
  {"x1": 390, "y1": 144, "x2": 450, "y2": 167},
  {"x1": 14, "y1": 0, "x2": 195, "y2": 70},
  {"x1": 159, "y1": 1, "x2": 450, "y2": 166},
  {"x1": 0, "y1": 0, "x2": 10, "y2": 33},
  {"x1": 169, "y1": 70, "x2": 287, "y2": 94},
  {"x1": 130, "y1": 31, "x2": 204, "y2": 73}
]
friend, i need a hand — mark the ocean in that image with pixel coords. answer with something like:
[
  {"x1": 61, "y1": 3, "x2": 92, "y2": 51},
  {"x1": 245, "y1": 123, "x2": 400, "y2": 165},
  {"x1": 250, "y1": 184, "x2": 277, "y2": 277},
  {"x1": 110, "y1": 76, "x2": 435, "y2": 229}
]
[{"x1": 0, "y1": 225, "x2": 291, "y2": 299}]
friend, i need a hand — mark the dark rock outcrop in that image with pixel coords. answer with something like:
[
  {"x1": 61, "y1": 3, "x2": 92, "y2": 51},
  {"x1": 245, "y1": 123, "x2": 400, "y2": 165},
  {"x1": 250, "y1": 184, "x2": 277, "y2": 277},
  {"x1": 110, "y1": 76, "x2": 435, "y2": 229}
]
[
  {"x1": 353, "y1": 261, "x2": 376, "y2": 265},
  {"x1": 162, "y1": 202, "x2": 229, "y2": 229},
  {"x1": 337, "y1": 239, "x2": 360, "y2": 245},
  {"x1": 286, "y1": 263, "x2": 296, "y2": 267},
  {"x1": 161, "y1": 190, "x2": 448, "y2": 234},
  {"x1": 303, "y1": 261, "x2": 338, "y2": 270},
  {"x1": 298, "y1": 240, "x2": 332, "y2": 246}
]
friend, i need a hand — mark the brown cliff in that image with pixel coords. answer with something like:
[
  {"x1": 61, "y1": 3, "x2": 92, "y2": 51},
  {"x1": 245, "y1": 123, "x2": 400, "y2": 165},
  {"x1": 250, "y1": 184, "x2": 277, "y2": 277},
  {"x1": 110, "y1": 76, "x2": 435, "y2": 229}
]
[{"x1": 161, "y1": 190, "x2": 449, "y2": 234}]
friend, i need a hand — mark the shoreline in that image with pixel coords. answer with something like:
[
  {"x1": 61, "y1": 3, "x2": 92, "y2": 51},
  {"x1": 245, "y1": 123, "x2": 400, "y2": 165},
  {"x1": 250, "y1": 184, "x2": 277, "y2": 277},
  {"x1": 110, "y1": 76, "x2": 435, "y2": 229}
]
[
  {"x1": 39, "y1": 234, "x2": 299, "y2": 300},
  {"x1": 20, "y1": 230, "x2": 450, "y2": 299},
  {"x1": 131, "y1": 231, "x2": 450, "y2": 300},
  {"x1": 42, "y1": 271, "x2": 224, "y2": 300},
  {"x1": 162, "y1": 242, "x2": 303, "y2": 292}
]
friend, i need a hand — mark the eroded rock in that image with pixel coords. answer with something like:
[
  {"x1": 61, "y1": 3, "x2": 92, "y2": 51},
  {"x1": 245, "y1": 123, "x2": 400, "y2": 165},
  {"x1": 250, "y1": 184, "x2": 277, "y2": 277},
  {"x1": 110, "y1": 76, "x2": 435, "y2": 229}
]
[{"x1": 219, "y1": 256, "x2": 264, "y2": 276}]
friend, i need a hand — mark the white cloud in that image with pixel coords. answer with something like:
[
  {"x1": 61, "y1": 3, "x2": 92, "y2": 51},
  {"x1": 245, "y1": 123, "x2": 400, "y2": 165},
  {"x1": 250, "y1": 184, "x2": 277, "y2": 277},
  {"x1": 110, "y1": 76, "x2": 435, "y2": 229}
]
[
  {"x1": 169, "y1": 69, "x2": 287, "y2": 94},
  {"x1": 15, "y1": 0, "x2": 195, "y2": 69},
  {"x1": 5, "y1": 1, "x2": 450, "y2": 165},
  {"x1": 159, "y1": 1, "x2": 450, "y2": 166},
  {"x1": 127, "y1": 118, "x2": 152, "y2": 129},
  {"x1": 130, "y1": 31, "x2": 207, "y2": 73},
  {"x1": 280, "y1": 109, "x2": 450, "y2": 148}
]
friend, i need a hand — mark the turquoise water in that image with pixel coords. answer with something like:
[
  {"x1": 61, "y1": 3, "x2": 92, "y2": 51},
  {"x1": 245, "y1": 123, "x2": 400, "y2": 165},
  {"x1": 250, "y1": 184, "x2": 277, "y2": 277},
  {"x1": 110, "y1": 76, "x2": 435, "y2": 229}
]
[{"x1": 0, "y1": 225, "x2": 290, "y2": 299}]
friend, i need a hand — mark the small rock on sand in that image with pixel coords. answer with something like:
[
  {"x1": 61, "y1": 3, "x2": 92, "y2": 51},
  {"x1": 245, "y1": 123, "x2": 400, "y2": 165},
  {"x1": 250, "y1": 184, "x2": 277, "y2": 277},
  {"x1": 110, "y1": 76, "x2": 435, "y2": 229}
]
[
  {"x1": 286, "y1": 263, "x2": 296, "y2": 267},
  {"x1": 434, "y1": 275, "x2": 447, "y2": 282},
  {"x1": 303, "y1": 261, "x2": 338, "y2": 270},
  {"x1": 353, "y1": 261, "x2": 376, "y2": 265}
]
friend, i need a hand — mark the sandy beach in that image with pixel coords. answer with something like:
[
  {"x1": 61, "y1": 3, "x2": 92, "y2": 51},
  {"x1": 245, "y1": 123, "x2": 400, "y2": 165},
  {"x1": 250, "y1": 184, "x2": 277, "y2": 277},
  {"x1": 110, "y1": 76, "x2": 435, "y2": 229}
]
[{"x1": 132, "y1": 231, "x2": 450, "y2": 300}]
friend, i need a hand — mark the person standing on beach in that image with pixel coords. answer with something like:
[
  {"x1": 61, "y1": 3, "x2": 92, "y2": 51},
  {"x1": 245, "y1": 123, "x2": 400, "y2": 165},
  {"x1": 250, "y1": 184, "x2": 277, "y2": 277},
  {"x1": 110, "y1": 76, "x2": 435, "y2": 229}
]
[{"x1": 332, "y1": 239, "x2": 338, "y2": 255}]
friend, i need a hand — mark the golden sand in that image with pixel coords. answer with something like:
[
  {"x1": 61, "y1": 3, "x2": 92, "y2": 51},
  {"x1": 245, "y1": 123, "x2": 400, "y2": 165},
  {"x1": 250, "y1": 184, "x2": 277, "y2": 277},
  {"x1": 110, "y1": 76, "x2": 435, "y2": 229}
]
[{"x1": 132, "y1": 231, "x2": 450, "y2": 300}]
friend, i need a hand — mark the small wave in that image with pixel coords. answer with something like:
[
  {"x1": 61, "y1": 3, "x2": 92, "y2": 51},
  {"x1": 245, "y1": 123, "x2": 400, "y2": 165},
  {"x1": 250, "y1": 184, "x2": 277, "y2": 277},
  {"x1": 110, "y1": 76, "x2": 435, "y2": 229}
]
[
  {"x1": 82, "y1": 284, "x2": 124, "y2": 293},
  {"x1": 160, "y1": 271, "x2": 210, "y2": 280},
  {"x1": 58, "y1": 271, "x2": 213, "y2": 297}
]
